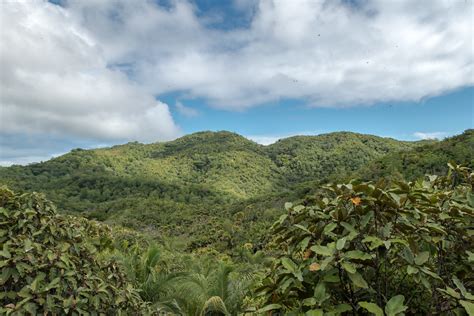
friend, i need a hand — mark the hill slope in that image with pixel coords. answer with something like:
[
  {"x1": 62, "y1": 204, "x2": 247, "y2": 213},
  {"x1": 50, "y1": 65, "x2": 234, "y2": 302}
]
[
  {"x1": 0, "y1": 130, "x2": 439, "y2": 249},
  {"x1": 357, "y1": 129, "x2": 474, "y2": 181},
  {"x1": 266, "y1": 131, "x2": 420, "y2": 183}
]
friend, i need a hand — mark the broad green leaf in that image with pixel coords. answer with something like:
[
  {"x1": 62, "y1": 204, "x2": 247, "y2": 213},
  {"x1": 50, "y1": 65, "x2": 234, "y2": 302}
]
[
  {"x1": 360, "y1": 211, "x2": 374, "y2": 229},
  {"x1": 424, "y1": 223, "x2": 446, "y2": 234},
  {"x1": 388, "y1": 238, "x2": 408, "y2": 247},
  {"x1": 348, "y1": 271, "x2": 368, "y2": 288},
  {"x1": 323, "y1": 272, "x2": 339, "y2": 283},
  {"x1": 306, "y1": 310, "x2": 323, "y2": 316},
  {"x1": 294, "y1": 205, "x2": 305, "y2": 212},
  {"x1": 295, "y1": 224, "x2": 312, "y2": 234},
  {"x1": 23, "y1": 302, "x2": 38, "y2": 314},
  {"x1": 459, "y1": 300, "x2": 474, "y2": 316},
  {"x1": 385, "y1": 295, "x2": 407, "y2": 316},
  {"x1": 0, "y1": 249, "x2": 11, "y2": 259},
  {"x1": 319, "y1": 256, "x2": 334, "y2": 271},
  {"x1": 439, "y1": 212, "x2": 451, "y2": 220},
  {"x1": 281, "y1": 257, "x2": 303, "y2": 281},
  {"x1": 389, "y1": 192, "x2": 401, "y2": 206},
  {"x1": 24, "y1": 239, "x2": 33, "y2": 252},
  {"x1": 340, "y1": 221, "x2": 357, "y2": 234},
  {"x1": 452, "y1": 277, "x2": 467, "y2": 298},
  {"x1": 314, "y1": 282, "x2": 330, "y2": 304},
  {"x1": 300, "y1": 236, "x2": 311, "y2": 250},
  {"x1": 311, "y1": 245, "x2": 334, "y2": 256},
  {"x1": 332, "y1": 304, "x2": 352, "y2": 314},
  {"x1": 341, "y1": 262, "x2": 356, "y2": 274},
  {"x1": 324, "y1": 223, "x2": 337, "y2": 234},
  {"x1": 279, "y1": 277, "x2": 293, "y2": 292},
  {"x1": 362, "y1": 236, "x2": 384, "y2": 250},
  {"x1": 419, "y1": 267, "x2": 441, "y2": 280},
  {"x1": 406, "y1": 266, "x2": 418, "y2": 275},
  {"x1": 303, "y1": 297, "x2": 317, "y2": 306},
  {"x1": 437, "y1": 287, "x2": 460, "y2": 299},
  {"x1": 29, "y1": 272, "x2": 46, "y2": 293},
  {"x1": 414, "y1": 251, "x2": 430, "y2": 265},
  {"x1": 336, "y1": 237, "x2": 347, "y2": 250},
  {"x1": 359, "y1": 302, "x2": 383, "y2": 316},
  {"x1": 344, "y1": 250, "x2": 372, "y2": 260},
  {"x1": 281, "y1": 257, "x2": 297, "y2": 273},
  {"x1": 277, "y1": 214, "x2": 288, "y2": 224}
]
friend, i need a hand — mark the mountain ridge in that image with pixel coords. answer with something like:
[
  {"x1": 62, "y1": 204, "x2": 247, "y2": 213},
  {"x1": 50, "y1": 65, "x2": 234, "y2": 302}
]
[{"x1": 2, "y1": 129, "x2": 471, "y2": 250}]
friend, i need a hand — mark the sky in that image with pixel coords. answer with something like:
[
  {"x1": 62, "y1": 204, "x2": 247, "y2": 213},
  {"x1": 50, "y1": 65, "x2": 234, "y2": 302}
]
[{"x1": 0, "y1": 0, "x2": 473, "y2": 165}]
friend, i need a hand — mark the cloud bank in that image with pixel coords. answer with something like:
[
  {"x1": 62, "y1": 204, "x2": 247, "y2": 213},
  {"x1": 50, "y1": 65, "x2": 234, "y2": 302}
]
[
  {"x1": 67, "y1": 0, "x2": 473, "y2": 108},
  {"x1": 0, "y1": 1, "x2": 180, "y2": 144},
  {"x1": 1, "y1": 0, "x2": 472, "y2": 164}
]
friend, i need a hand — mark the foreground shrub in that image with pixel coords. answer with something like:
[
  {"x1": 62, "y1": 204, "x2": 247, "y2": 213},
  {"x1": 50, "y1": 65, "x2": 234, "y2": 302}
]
[
  {"x1": 0, "y1": 187, "x2": 147, "y2": 315},
  {"x1": 257, "y1": 164, "x2": 474, "y2": 315}
]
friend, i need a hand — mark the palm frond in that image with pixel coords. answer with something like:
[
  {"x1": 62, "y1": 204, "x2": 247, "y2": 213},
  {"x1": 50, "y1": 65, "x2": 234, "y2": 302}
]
[{"x1": 200, "y1": 296, "x2": 230, "y2": 316}]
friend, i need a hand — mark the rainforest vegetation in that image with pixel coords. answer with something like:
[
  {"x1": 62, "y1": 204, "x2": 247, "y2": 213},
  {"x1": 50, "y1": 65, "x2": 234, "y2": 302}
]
[{"x1": 1, "y1": 130, "x2": 473, "y2": 315}]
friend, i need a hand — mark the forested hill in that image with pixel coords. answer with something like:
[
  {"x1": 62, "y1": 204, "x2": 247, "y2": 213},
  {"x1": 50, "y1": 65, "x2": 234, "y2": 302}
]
[
  {"x1": 2, "y1": 130, "x2": 472, "y2": 250},
  {"x1": 357, "y1": 129, "x2": 474, "y2": 181},
  {"x1": 0, "y1": 131, "x2": 421, "y2": 202},
  {"x1": 266, "y1": 131, "x2": 422, "y2": 183}
]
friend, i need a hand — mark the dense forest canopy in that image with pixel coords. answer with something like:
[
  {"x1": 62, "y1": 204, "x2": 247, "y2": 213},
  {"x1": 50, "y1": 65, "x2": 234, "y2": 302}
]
[
  {"x1": 1, "y1": 130, "x2": 473, "y2": 315},
  {"x1": 0, "y1": 131, "x2": 438, "y2": 249},
  {"x1": 357, "y1": 129, "x2": 474, "y2": 181}
]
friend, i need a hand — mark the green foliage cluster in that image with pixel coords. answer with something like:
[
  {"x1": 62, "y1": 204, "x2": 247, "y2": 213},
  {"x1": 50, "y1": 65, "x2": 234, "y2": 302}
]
[
  {"x1": 256, "y1": 164, "x2": 474, "y2": 315},
  {"x1": 0, "y1": 187, "x2": 147, "y2": 315}
]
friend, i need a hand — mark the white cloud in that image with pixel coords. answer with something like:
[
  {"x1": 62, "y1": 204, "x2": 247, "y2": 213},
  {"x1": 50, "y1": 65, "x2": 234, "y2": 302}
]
[
  {"x1": 1, "y1": 0, "x2": 472, "y2": 164},
  {"x1": 0, "y1": 1, "x2": 181, "y2": 143},
  {"x1": 413, "y1": 131, "x2": 448, "y2": 140},
  {"x1": 64, "y1": 0, "x2": 473, "y2": 108},
  {"x1": 246, "y1": 135, "x2": 282, "y2": 145},
  {"x1": 175, "y1": 101, "x2": 199, "y2": 117},
  {"x1": 246, "y1": 131, "x2": 320, "y2": 145}
]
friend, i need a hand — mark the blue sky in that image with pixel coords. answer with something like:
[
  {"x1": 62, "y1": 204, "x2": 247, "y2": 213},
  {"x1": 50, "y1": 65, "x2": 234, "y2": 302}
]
[
  {"x1": 169, "y1": 87, "x2": 473, "y2": 143},
  {"x1": 0, "y1": 0, "x2": 473, "y2": 165}
]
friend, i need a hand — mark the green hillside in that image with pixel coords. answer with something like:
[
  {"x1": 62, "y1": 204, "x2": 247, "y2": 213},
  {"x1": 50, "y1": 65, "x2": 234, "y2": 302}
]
[
  {"x1": 357, "y1": 129, "x2": 474, "y2": 181},
  {"x1": 266, "y1": 131, "x2": 421, "y2": 183},
  {"x1": 0, "y1": 130, "x2": 458, "y2": 250},
  {"x1": 2, "y1": 130, "x2": 473, "y2": 315}
]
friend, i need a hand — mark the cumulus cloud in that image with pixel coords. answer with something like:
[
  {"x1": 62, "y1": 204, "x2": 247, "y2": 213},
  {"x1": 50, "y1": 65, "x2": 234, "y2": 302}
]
[
  {"x1": 65, "y1": 0, "x2": 473, "y2": 108},
  {"x1": 0, "y1": 1, "x2": 181, "y2": 143},
  {"x1": 1, "y1": 0, "x2": 472, "y2": 164},
  {"x1": 413, "y1": 131, "x2": 448, "y2": 140}
]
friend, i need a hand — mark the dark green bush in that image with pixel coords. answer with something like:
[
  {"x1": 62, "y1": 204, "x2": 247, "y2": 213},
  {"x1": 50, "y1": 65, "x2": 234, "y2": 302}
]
[
  {"x1": 257, "y1": 164, "x2": 474, "y2": 315},
  {"x1": 0, "y1": 187, "x2": 147, "y2": 315}
]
